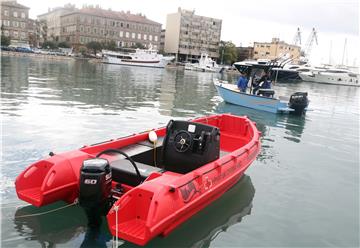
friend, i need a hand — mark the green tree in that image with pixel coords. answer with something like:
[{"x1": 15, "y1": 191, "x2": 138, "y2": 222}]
[
  {"x1": 86, "y1": 41, "x2": 102, "y2": 55},
  {"x1": 1, "y1": 35, "x2": 11, "y2": 46},
  {"x1": 79, "y1": 46, "x2": 87, "y2": 56},
  {"x1": 219, "y1": 41, "x2": 238, "y2": 65},
  {"x1": 131, "y1": 42, "x2": 145, "y2": 49},
  {"x1": 103, "y1": 40, "x2": 116, "y2": 51},
  {"x1": 58, "y1": 41, "x2": 71, "y2": 48},
  {"x1": 42, "y1": 41, "x2": 57, "y2": 49}
]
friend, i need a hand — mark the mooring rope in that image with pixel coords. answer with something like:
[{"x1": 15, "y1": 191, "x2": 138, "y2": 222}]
[{"x1": 14, "y1": 201, "x2": 78, "y2": 219}]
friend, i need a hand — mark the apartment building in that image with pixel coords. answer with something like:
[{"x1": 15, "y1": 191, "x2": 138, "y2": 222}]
[
  {"x1": 253, "y1": 38, "x2": 301, "y2": 61},
  {"x1": 59, "y1": 6, "x2": 161, "y2": 50},
  {"x1": 164, "y1": 8, "x2": 222, "y2": 61},
  {"x1": 38, "y1": 4, "x2": 76, "y2": 41},
  {"x1": 237, "y1": 46, "x2": 254, "y2": 61},
  {"x1": 0, "y1": 0, "x2": 30, "y2": 46}
]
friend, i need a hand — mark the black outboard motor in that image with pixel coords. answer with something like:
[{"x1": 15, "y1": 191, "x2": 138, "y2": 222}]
[
  {"x1": 79, "y1": 158, "x2": 112, "y2": 227},
  {"x1": 289, "y1": 92, "x2": 309, "y2": 115}
]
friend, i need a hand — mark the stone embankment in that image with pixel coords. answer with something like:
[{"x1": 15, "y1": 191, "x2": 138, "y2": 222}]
[{"x1": 1, "y1": 51, "x2": 75, "y2": 61}]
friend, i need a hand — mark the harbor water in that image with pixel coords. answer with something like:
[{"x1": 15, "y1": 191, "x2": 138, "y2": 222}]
[{"x1": 1, "y1": 56, "x2": 359, "y2": 247}]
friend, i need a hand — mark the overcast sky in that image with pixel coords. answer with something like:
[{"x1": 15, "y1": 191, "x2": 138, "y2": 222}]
[{"x1": 19, "y1": 0, "x2": 360, "y2": 65}]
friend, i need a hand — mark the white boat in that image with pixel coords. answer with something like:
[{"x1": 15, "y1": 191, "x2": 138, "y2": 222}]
[
  {"x1": 299, "y1": 68, "x2": 360, "y2": 87},
  {"x1": 185, "y1": 53, "x2": 222, "y2": 73},
  {"x1": 102, "y1": 47, "x2": 174, "y2": 68}
]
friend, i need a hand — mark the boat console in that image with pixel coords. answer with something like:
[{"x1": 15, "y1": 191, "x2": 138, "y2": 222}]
[
  {"x1": 257, "y1": 89, "x2": 275, "y2": 98},
  {"x1": 162, "y1": 120, "x2": 220, "y2": 174}
]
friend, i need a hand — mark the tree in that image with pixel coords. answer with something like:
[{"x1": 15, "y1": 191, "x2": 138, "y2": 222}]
[
  {"x1": 1, "y1": 35, "x2": 11, "y2": 46},
  {"x1": 131, "y1": 42, "x2": 145, "y2": 49},
  {"x1": 103, "y1": 40, "x2": 116, "y2": 51},
  {"x1": 58, "y1": 41, "x2": 71, "y2": 48},
  {"x1": 42, "y1": 41, "x2": 57, "y2": 49},
  {"x1": 79, "y1": 46, "x2": 87, "y2": 56},
  {"x1": 86, "y1": 41, "x2": 102, "y2": 55},
  {"x1": 218, "y1": 41, "x2": 238, "y2": 65}
]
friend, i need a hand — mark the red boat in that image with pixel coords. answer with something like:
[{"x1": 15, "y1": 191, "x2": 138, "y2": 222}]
[{"x1": 15, "y1": 114, "x2": 261, "y2": 246}]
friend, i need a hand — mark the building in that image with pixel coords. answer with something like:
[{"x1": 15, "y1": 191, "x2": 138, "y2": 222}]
[
  {"x1": 164, "y1": 8, "x2": 222, "y2": 62},
  {"x1": 37, "y1": 4, "x2": 76, "y2": 42},
  {"x1": 0, "y1": 0, "x2": 30, "y2": 46},
  {"x1": 59, "y1": 6, "x2": 161, "y2": 50},
  {"x1": 253, "y1": 38, "x2": 301, "y2": 62},
  {"x1": 237, "y1": 46, "x2": 254, "y2": 61},
  {"x1": 27, "y1": 18, "x2": 46, "y2": 47},
  {"x1": 159, "y1": 29, "x2": 165, "y2": 53}
]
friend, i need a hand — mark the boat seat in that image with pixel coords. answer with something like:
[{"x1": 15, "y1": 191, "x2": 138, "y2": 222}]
[
  {"x1": 109, "y1": 138, "x2": 164, "y2": 186},
  {"x1": 110, "y1": 159, "x2": 162, "y2": 186}
]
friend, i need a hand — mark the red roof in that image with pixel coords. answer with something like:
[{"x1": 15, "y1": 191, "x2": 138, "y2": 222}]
[{"x1": 64, "y1": 7, "x2": 161, "y2": 26}]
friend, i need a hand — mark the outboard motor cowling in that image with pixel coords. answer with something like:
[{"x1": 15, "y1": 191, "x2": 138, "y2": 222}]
[
  {"x1": 79, "y1": 158, "x2": 112, "y2": 226},
  {"x1": 289, "y1": 92, "x2": 309, "y2": 115}
]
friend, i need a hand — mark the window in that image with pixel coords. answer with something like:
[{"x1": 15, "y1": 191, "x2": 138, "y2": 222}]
[
  {"x1": 20, "y1": 22, "x2": 25, "y2": 28},
  {"x1": 13, "y1": 21, "x2": 19, "y2": 27},
  {"x1": 4, "y1": 10, "x2": 9, "y2": 16},
  {"x1": 131, "y1": 33, "x2": 135, "y2": 39},
  {"x1": 137, "y1": 33, "x2": 141, "y2": 39},
  {"x1": 120, "y1": 22, "x2": 123, "y2": 27},
  {"x1": 149, "y1": 35, "x2": 152, "y2": 41},
  {"x1": 21, "y1": 12, "x2": 25, "y2": 18},
  {"x1": 125, "y1": 32, "x2": 129, "y2": 38},
  {"x1": 80, "y1": 26, "x2": 84, "y2": 32},
  {"x1": 154, "y1": 36, "x2": 158, "y2": 42},
  {"x1": 13, "y1": 11, "x2": 18, "y2": 17},
  {"x1": 13, "y1": 31, "x2": 18, "y2": 38},
  {"x1": 126, "y1": 23, "x2": 129, "y2": 28},
  {"x1": 119, "y1": 31, "x2": 123, "y2": 37},
  {"x1": 3, "y1": 20, "x2": 10, "y2": 26},
  {"x1": 4, "y1": 30, "x2": 9, "y2": 36},
  {"x1": 20, "y1": 32, "x2": 26, "y2": 39},
  {"x1": 143, "y1": 34, "x2": 147, "y2": 40}
]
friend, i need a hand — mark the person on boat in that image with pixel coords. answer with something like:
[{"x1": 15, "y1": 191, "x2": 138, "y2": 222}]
[
  {"x1": 236, "y1": 72, "x2": 248, "y2": 93},
  {"x1": 253, "y1": 71, "x2": 271, "y2": 94}
]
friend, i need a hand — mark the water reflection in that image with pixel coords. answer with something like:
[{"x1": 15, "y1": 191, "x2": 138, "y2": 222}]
[
  {"x1": 1, "y1": 57, "x2": 219, "y2": 118},
  {"x1": 215, "y1": 102, "x2": 307, "y2": 142},
  {"x1": 9, "y1": 175, "x2": 254, "y2": 248}
]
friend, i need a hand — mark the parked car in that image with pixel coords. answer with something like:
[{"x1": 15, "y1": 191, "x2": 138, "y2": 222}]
[{"x1": 15, "y1": 47, "x2": 33, "y2": 53}]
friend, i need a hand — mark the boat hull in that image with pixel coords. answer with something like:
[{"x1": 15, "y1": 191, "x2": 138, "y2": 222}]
[
  {"x1": 213, "y1": 79, "x2": 291, "y2": 114},
  {"x1": 299, "y1": 72, "x2": 360, "y2": 87},
  {"x1": 103, "y1": 57, "x2": 171, "y2": 68},
  {"x1": 15, "y1": 114, "x2": 261, "y2": 246}
]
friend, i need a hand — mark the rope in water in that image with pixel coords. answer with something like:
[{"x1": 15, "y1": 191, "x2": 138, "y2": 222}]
[{"x1": 14, "y1": 201, "x2": 78, "y2": 219}]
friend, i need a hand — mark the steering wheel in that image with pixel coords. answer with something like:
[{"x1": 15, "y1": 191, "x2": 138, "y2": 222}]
[{"x1": 173, "y1": 131, "x2": 192, "y2": 153}]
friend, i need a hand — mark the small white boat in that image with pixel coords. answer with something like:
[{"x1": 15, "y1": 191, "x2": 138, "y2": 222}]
[
  {"x1": 102, "y1": 46, "x2": 174, "y2": 68},
  {"x1": 185, "y1": 53, "x2": 222, "y2": 73},
  {"x1": 299, "y1": 68, "x2": 360, "y2": 87}
]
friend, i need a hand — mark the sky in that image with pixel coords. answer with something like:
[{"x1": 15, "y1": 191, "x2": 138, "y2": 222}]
[{"x1": 19, "y1": 0, "x2": 360, "y2": 66}]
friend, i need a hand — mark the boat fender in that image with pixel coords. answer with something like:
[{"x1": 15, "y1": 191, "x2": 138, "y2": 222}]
[
  {"x1": 49, "y1": 151, "x2": 55, "y2": 156},
  {"x1": 148, "y1": 131, "x2": 158, "y2": 143}
]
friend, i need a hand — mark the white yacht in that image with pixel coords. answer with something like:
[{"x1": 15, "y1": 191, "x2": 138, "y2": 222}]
[
  {"x1": 185, "y1": 53, "x2": 222, "y2": 73},
  {"x1": 299, "y1": 68, "x2": 360, "y2": 87},
  {"x1": 102, "y1": 47, "x2": 174, "y2": 68}
]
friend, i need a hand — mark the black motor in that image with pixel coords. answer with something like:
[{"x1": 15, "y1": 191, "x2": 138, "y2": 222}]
[
  {"x1": 79, "y1": 158, "x2": 112, "y2": 226},
  {"x1": 163, "y1": 120, "x2": 220, "y2": 174},
  {"x1": 289, "y1": 92, "x2": 309, "y2": 115}
]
